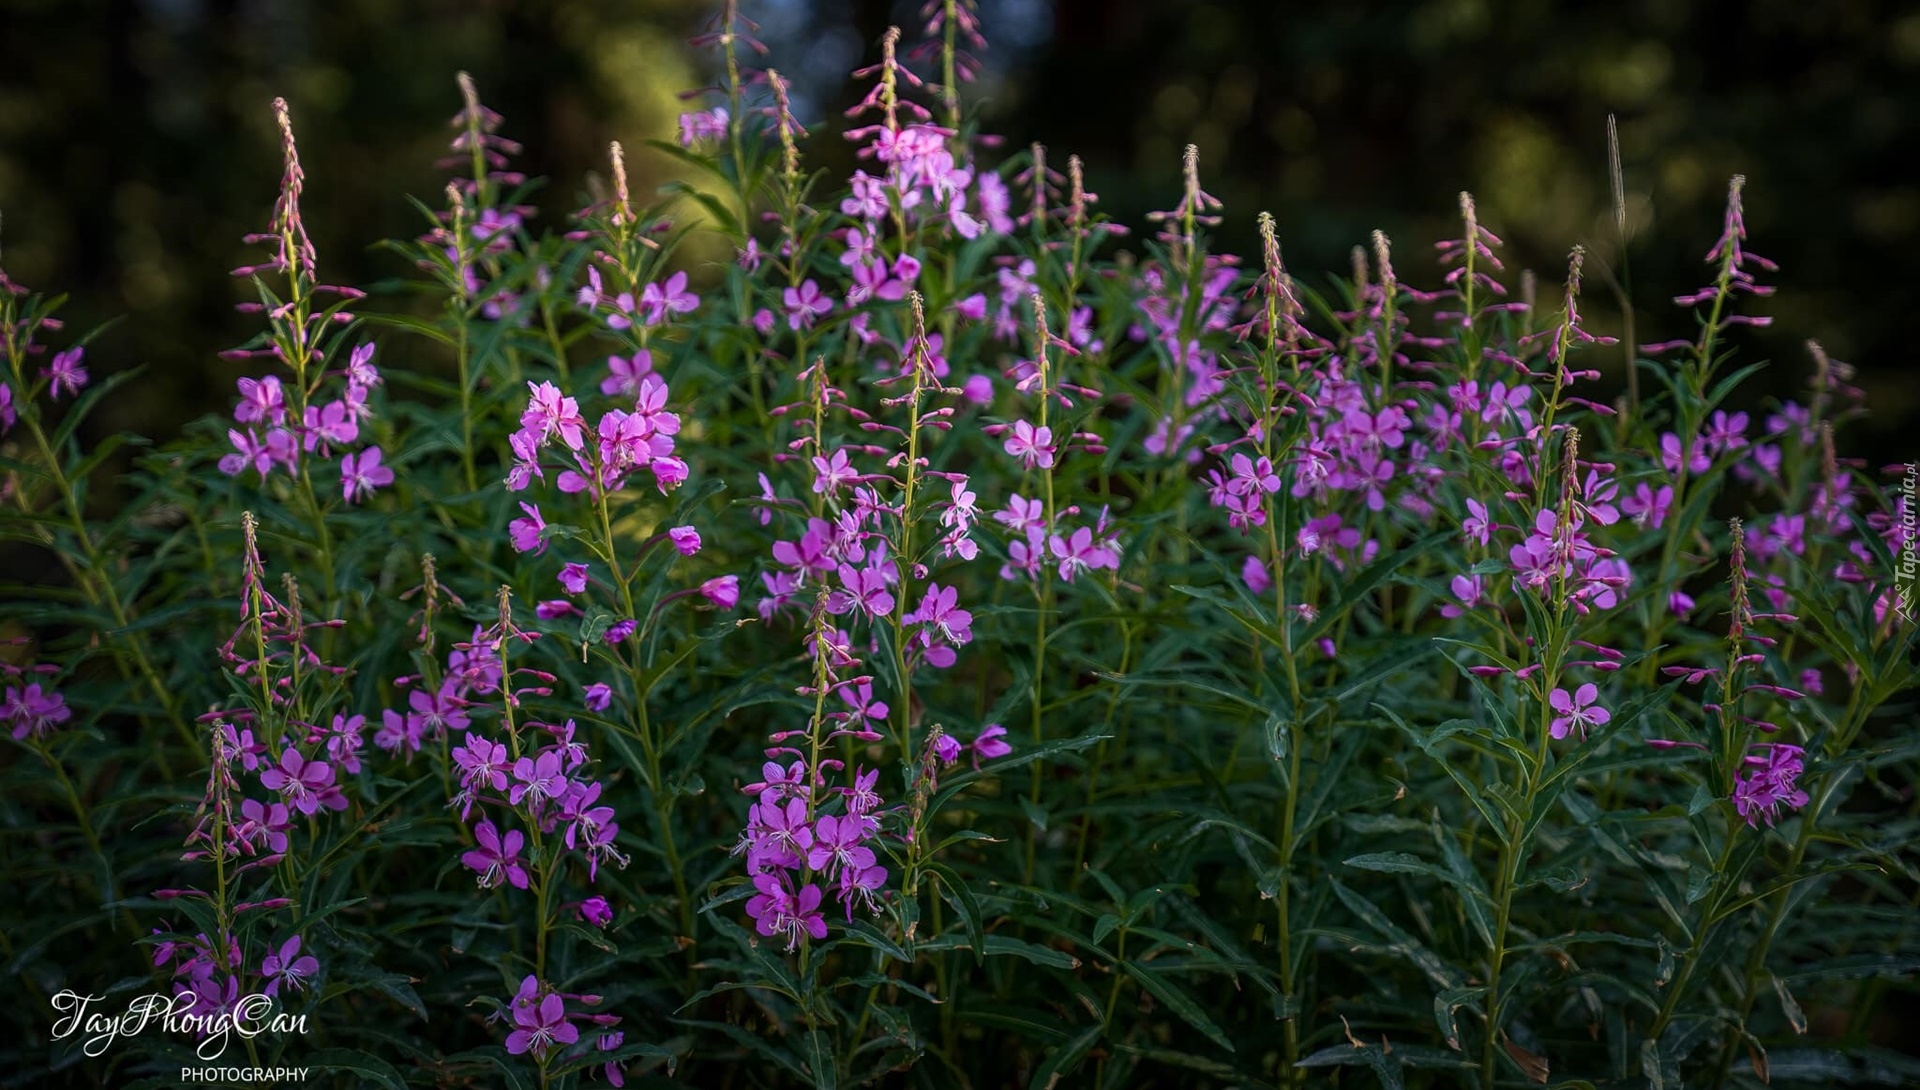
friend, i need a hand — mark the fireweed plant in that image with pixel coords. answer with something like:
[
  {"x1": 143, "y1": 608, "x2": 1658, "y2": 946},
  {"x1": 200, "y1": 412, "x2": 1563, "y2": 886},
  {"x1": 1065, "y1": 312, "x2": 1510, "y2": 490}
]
[{"x1": 3, "y1": 5, "x2": 1917, "y2": 1088}]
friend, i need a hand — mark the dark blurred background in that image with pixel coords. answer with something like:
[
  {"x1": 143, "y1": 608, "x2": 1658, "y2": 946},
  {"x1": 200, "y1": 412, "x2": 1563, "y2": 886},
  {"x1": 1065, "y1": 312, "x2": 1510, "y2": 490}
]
[{"x1": 2, "y1": 0, "x2": 1914, "y2": 468}]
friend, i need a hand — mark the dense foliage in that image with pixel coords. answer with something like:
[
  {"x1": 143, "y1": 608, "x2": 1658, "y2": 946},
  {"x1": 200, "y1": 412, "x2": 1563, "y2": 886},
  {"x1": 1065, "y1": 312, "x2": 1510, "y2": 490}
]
[{"x1": 4, "y1": 4, "x2": 1916, "y2": 1087}]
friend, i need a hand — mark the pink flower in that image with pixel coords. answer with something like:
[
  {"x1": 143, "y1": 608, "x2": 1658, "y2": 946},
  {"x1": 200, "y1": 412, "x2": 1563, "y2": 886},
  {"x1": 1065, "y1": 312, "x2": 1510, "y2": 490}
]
[
  {"x1": 559, "y1": 562, "x2": 589, "y2": 594},
  {"x1": 1462, "y1": 498, "x2": 1493, "y2": 547},
  {"x1": 1548, "y1": 683, "x2": 1610, "y2": 741},
  {"x1": 639, "y1": 271, "x2": 700, "y2": 326},
  {"x1": 668, "y1": 526, "x2": 702, "y2": 556},
  {"x1": 462, "y1": 820, "x2": 530, "y2": 890},
  {"x1": 1733, "y1": 743, "x2": 1809, "y2": 827},
  {"x1": 522, "y1": 381, "x2": 586, "y2": 451},
  {"x1": 259, "y1": 749, "x2": 347, "y2": 816},
  {"x1": 578, "y1": 896, "x2": 614, "y2": 928},
  {"x1": 509, "y1": 502, "x2": 546, "y2": 554},
  {"x1": 340, "y1": 446, "x2": 394, "y2": 503},
  {"x1": 583, "y1": 682, "x2": 612, "y2": 711},
  {"x1": 812, "y1": 448, "x2": 858, "y2": 496},
  {"x1": 600, "y1": 351, "x2": 652, "y2": 399},
  {"x1": 782, "y1": 279, "x2": 834, "y2": 331},
  {"x1": 1003, "y1": 419, "x2": 1056, "y2": 469},
  {"x1": 44, "y1": 347, "x2": 88, "y2": 399},
  {"x1": 504, "y1": 980, "x2": 578, "y2": 1057},
  {"x1": 973, "y1": 724, "x2": 1012, "y2": 762},
  {"x1": 260, "y1": 935, "x2": 319, "y2": 997},
  {"x1": 1621, "y1": 482, "x2": 1673, "y2": 529},
  {"x1": 700, "y1": 575, "x2": 741, "y2": 609},
  {"x1": 1241, "y1": 555, "x2": 1271, "y2": 596},
  {"x1": 4, "y1": 682, "x2": 71, "y2": 741}
]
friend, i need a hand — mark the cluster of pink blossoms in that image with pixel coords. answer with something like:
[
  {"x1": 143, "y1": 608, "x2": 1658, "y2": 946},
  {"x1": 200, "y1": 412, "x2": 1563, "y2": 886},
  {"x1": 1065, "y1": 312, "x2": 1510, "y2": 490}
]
[
  {"x1": 217, "y1": 99, "x2": 390, "y2": 503},
  {"x1": 495, "y1": 973, "x2": 634, "y2": 1083},
  {"x1": 413, "y1": 619, "x2": 630, "y2": 887},
  {"x1": 507, "y1": 371, "x2": 687, "y2": 513}
]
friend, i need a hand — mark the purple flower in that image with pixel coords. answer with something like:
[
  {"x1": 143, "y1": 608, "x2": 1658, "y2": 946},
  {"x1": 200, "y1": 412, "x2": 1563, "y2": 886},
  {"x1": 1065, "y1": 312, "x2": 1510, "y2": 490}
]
[
  {"x1": 600, "y1": 350, "x2": 653, "y2": 399},
  {"x1": 346, "y1": 343, "x2": 379, "y2": 388},
  {"x1": 583, "y1": 682, "x2": 612, "y2": 712},
  {"x1": 558, "y1": 562, "x2": 590, "y2": 595},
  {"x1": 223, "y1": 723, "x2": 267, "y2": 771},
  {"x1": 905, "y1": 583, "x2": 973, "y2": 667},
  {"x1": 1003, "y1": 419, "x2": 1056, "y2": 469},
  {"x1": 1548, "y1": 683, "x2": 1610, "y2": 741},
  {"x1": 411, "y1": 685, "x2": 472, "y2": 740},
  {"x1": 639, "y1": 271, "x2": 699, "y2": 326},
  {"x1": 668, "y1": 525, "x2": 702, "y2": 555},
  {"x1": 302, "y1": 401, "x2": 358, "y2": 453},
  {"x1": 744, "y1": 873, "x2": 830, "y2": 951},
  {"x1": 558, "y1": 779, "x2": 616, "y2": 850},
  {"x1": 453, "y1": 734, "x2": 512, "y2": 794},
  {"x1": 844, "y1": 766, "x2": 883, "y2": 816},
  {"x1": 1462, "y1": 498, "x2": 1493, "y2": 547},
  {"x1": 510, "y1": 750, "x2": 568, "y2": 808},
  {"x1": 577, "y1": 896, "x2": 614, "y2": 928},
  {"x1": 235, "y1": 375, "x2": 286, "y2": 425},
  {"x1": 462, "y1": 819, "x2": 530, "y2": 890},
  {"x1": 1241, "y1": 555, "x2": 1271, "y2": 596},
  {"x1": 1704, "y1": 410, "x2": 1749, "y2": 455},
  {"x1": 509, "y1": 502, "x2": 547, "y2": 554},
  {"x1": 837, "y1": 862, "x2": 888, "y2": 919},
  {"x1": 238, "y1": 798, "x2": 292, "y2": 854},
  {"x1": 678, "y1": 107, "x2": 730, "y2": 147},
  {"x1": 812, "y1": 447, "x2": 858, "y2": 496},
  {"x1": 522, "y1": 381, "x2": 586, "y2": 451},
  {"x1": 44, "y1": 347, "x2": 88, "y2": 399},
  {"x1": 973, "y1": 723, "x2": 1012, "y2": 762},
  {"x1": 827, "y1": 563, "x2": 895, "y2": 619},
  {"x1": 783, "y1": 279, "x2": 834, "y2": 331},
  {"x1": 1441, "y1": 573, "x2": 1485, "y2": 619},
  {"x1": 604, "y1": 618, "x2": 636, "y2": 644},
  {"x1": 1733, "y1": 743, "x2": 1810, "y2": 827},
  {"x1": 1049, "y1": 525, "x2": 1113, "y2": 582},
  {"x1": 699, "y1": 575, "x2": 740, "y2": 609},
  {"x1": 1620, "y1": 482, "x2": 1673, "y2": 529},
  {"x1": 260, "y1": 935, "x2": 319, "y2": 997},
  {"x1": 932, "y1": 734, "x2": 963, "y2": 765},
  {"x1": 326, "y1": 713, "x2": 366, "y2": 774},
  {"x1": 806, "y1": 813, "x2": 879, "y2": 879},
  {"x1": 504, "y1": 979, "x2": 579, "y2": 1058},
  {"x1": 4, "y1": 682, "x2": 72, "y2": 741},
  {"x1": 340, "y1": 446, "x2": 395, "y2": 503},
  {"x1": 1660, "y1": 432, "x2": 1710, "y2": 476},
  {"x1": 259, "y1": 749, "x2": 347, "y2": 816},
  {"x1": 994, "y1": 493, "x2": 1045, "y2": 534}
]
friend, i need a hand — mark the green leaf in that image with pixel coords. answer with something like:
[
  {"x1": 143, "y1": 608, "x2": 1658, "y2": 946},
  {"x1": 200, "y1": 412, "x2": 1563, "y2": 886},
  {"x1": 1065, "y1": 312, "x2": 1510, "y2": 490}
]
[
  {"x1": 1433, "y1": 987, "x2": 1486, "y2": 1051},
  {"x1": 1119, "y1": 963, "x2": 1234, "y2": 1052},
  {"x1": 1027, "y1": 1025, "x2": 1102, "y2": 1090},
  {"x1": 1327, "y1": 877, "x2": 1463, "y2": 989},
  {"x1": 1297, "y1": 1042, "x2": 1406, "y2": 1090},
  {"x1": 918, "y1": 933, "x2": 1081, "y2": 970},
  {"x1": 1344, "y1": 851, "x2": 1436, "y2": 876},
  {"x1": 1019, "y1": 794, "x2": 1049, "y2": 834},
  {"x1": 799, "y1": 1028, "x2": 838, "y2": 1090},
  {"x1": 927, "y1": 862, "x2": 986, "y2": 967},
  {"x1": 301, "y1": 1047, "x2": 410, "y2": 1090}
]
